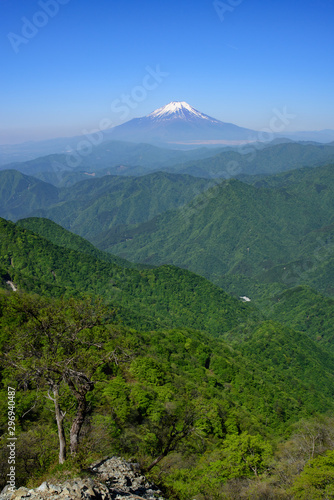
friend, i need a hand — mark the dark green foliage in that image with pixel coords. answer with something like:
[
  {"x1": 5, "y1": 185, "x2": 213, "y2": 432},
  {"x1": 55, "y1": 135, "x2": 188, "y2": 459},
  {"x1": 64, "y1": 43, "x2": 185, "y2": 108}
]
[
  {"x1": 0, "y1": 170, "x2": 58, "y2": 221},
  {"x1": 260, "y1": 286, "x2": 334, "y2": 350},
  {"x1": 16, "y1": 217, "x2": 136, "y2": 269},
  {"x1": 107, "y1": 167, "x2": 334, "y2": 296},
  {"x1": 291, "y1": 450, "x2": 334, "y2": 499},
  {"x1": 32, "y1": 171, "x2": 214, "y2": 241},
  {"x1": 0, "y1": 217, "x2": 257, "y2": 335},
  {"x1": 166, "y1": 141, "x2": 334, "y2": 178}
]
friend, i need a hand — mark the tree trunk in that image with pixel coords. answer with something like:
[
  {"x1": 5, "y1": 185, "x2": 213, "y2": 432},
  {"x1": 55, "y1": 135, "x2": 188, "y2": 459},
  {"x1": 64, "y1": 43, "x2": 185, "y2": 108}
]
[
  {"x1": 53, "y1": 386, "x2": 66, "y2": 464},
  {"x1": 70, "y1": 393, "x2": 86, "y2": 455},
  {"x1": 146, "y1": 453, "x2": 167, "y2": 472}
]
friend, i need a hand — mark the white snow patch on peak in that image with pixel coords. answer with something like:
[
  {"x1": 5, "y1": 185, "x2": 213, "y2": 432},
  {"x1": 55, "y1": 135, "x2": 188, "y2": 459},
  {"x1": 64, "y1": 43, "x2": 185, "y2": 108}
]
[{"x1": 147, "y1": 101, "x2": 217, "y2": 121}]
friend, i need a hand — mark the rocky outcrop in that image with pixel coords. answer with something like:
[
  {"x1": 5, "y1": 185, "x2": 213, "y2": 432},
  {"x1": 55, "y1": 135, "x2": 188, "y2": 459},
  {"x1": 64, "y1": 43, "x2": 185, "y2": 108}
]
[{"x1": 0, "y1": 457, "x2": 165, "y2": 500}]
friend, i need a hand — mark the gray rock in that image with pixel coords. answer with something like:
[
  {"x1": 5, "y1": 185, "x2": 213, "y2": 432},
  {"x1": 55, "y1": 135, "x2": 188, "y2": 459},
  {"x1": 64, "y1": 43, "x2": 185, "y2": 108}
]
[
  {"x1": 36, "y1": 484, "x2": 48, "y2": 493},
  {"x1": 0, "y1": 457, "x2": 165, "y2": 500}
]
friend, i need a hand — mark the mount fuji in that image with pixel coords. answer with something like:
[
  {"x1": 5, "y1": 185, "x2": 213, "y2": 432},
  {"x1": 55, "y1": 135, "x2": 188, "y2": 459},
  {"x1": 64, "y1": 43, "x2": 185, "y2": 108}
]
[{"x1": 105, "y1": 101, "x2": 259, "y2": 145}]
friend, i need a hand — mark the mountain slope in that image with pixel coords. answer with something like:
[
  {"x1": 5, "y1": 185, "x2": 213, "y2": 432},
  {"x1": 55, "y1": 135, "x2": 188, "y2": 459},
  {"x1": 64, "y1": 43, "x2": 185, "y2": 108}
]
[
  {"x1": 16, "y1": 217, "x2": 136, "y2": 268},
  {"x1": 105, "y1": 165, "x2": 334, "y2": 297},
  {"x1": 105, "y1": 177, "x2": 331, "y2": 270},
  {"x1": 259, "y1": 286, "x2": 334, "y2": 351},
  {"x1": 0, "y1": 169, "x2": 59, "y2": 220},
  {"x1": 0, "y1": 170, "x2": 214, "y2": 229},
  {"x1": 0, "y1": 217, "x2": 258, "y2": 335},
  {"x1": 1, "y1": 219, "x2": 334, "y2": 428},
  {"x1": 31, "y1": 172, "x2": 215, "y2": 237},
  {"x1": 164, "y1": 142, "x2": 334, "y2": 178},
  {"x1": 105, "y1": 101, "x2": 259, "y2": 144},
  {"x1": 3, "y1": 139, "x2": 334, "y2": 188}
]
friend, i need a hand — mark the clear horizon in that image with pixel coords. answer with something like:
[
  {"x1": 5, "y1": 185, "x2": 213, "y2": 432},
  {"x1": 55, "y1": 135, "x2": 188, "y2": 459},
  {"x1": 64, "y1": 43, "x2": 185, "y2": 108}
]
[{"x1": 1, "y1": 0, "x2": 334, "y2": 145}]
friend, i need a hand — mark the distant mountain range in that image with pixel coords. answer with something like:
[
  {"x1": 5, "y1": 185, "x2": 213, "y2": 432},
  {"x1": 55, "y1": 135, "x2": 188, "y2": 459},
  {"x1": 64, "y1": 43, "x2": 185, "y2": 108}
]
[
  {"x1": 1, "y1": 101, "x2": 334, "y2": 166},
  {"x1": 2, "y1": 139, "x2": 334, "y2": 186},
  {"x1": 0, "y1": 141, "x2": 225, "y2": 185}
]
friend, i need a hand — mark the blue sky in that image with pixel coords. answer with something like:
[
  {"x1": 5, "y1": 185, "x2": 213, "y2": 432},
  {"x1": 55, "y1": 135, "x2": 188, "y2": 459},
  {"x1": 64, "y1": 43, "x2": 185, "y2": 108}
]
[{"x1": 1, "y1": 0, "x2": 334, "y2": 144}]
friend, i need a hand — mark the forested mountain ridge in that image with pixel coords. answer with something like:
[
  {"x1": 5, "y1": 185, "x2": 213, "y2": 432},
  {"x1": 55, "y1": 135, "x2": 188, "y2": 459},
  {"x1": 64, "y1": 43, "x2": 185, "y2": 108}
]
[
  {"x1": 0, "y1": 169, "x2": 214, "y2": 231},
  {"x1": 0, "y1": 217, "x2": 258, "y2": 335},
  {"x1": 106, "y1": 166, "x2": 334, "y2": 288},
  {"x1": 164, "y1": 141, "x2": 334, "y2": 178},
  {"x1": 1, "y1": 216, "x2": 334, "y2": 498},
  {"x1": 2, "y1": 140, "x2": 334, "y2": 187},
  {"x1": 0, "y1": 170, "x2": 59, "y2": 221},
  {"x1": 16, "y1": 216, "x2": 334, "y2": 351},
  {"x1": 16, "y1": 217, "x2": 137, "y2": 268},
  {"x1": 32, "y1": 172, "x2": 214, "y2": 239},
  {"x1": 1, "y1": 161, "x2": 334, "y2": 498}
]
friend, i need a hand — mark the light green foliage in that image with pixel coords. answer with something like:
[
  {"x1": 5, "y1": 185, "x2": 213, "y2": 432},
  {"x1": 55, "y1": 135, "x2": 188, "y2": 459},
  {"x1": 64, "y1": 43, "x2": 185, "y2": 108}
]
[
  {"x1": 163, "y1": 433, "x2": 273, "y2": 498},
  {"x1": 291, "y1": 450, "x2": 334, "y2": 499},
  {"x1": 217, "y1": 432, "x2": 273, "y2": 479},
  {"x1": 0, "y1": 217, "x2": 258, "y2": 336},
  {"x1": 1, "y1": 157, "x2": 334, "y2": 499},
  {"x1": 130, "y1": 358, "x2": 167, "y2": 386},
  {"x1": 103, "y1": 377, "x2": 131, "y2": 423}
]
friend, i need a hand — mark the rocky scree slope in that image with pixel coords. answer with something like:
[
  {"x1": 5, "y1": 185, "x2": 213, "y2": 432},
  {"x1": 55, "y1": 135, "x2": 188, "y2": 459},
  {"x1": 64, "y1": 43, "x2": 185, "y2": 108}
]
[{"x1": 0, "y1": 457, "x2": 165, "y2": 500}]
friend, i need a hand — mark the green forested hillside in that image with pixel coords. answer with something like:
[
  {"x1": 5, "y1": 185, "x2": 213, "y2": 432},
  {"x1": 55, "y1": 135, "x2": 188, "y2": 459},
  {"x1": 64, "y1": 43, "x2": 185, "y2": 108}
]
[
  {"x1": 165, "y1": 142, "x2": 334, "y2": 178},
  {"x1": 0, "y1": 217, "x2": 257, "y2": 335},
  {"x1": 106, "y1": 169, "x2": 334, "y2": 292},
  {"x1": 0, "y1": 169, "x2": 214, "y2": 233},
  {"x1": 1, "y1": 216, "x2": 334, "y2": 499},
  {"x1": 34, "y1": 172, "x2": 214, "y2": 238},
  {"x1": 0, "y1": 170, "x2": 59, "y2": 221},
  {"x1": 16, "y1": 217, "x2": 138, "y2": 268},
  {"x1": 258, "y1": 286, "x2": 334, "y2": 350}
]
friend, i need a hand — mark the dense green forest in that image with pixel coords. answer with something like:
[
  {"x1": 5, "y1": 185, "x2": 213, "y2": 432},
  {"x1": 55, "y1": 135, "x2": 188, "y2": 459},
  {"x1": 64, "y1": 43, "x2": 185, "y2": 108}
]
[
  {"x1": 102, "y1": 164, "x2": 334, "y2": 300},
  {"x1": 164, "y1": 141, "x2": 334, "y2": 178},
  {"x1": 0, "y1": 169, "x2": 214, "y2": 225},
  {"x1": 0, "y1": 158, "x2": 334, "y2": 498},
  {"x1": 1, "y1": 210, "x2": 334, "y2": 498}
]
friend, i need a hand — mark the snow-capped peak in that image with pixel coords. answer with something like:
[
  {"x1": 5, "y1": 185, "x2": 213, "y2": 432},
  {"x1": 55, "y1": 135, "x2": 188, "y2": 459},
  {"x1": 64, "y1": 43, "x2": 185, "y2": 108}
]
[{"x1": 147, "y1": 101, "x2": 219, "y2": 122}]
